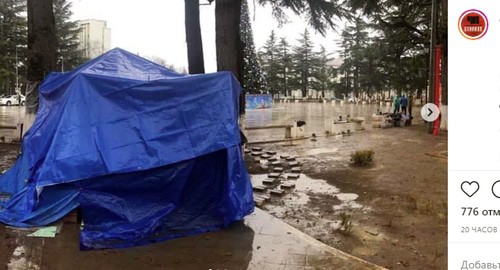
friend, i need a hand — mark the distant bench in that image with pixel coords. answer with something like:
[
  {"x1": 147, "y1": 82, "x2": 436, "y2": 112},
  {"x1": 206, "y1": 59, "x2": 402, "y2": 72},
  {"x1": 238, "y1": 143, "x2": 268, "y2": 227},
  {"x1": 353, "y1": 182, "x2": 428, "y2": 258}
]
[
  {"x1": 0, "y1": 125, "x2": 17, "y2": 130},
  {"x1": 325, "y1": 118, "x2": 365, "y2": 135},
  {"x1": 244, "y1": 123, "x2": 304, "y2": 139},
  {"x1": 244, "y1": 124, "x2": 293, "y2": 130}
]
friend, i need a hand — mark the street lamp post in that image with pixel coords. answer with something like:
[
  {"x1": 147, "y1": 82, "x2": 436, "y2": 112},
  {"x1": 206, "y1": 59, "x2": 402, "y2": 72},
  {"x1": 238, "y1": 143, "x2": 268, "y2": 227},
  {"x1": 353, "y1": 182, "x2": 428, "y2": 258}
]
[
  {"x1": 59, "y1": 56, "x2": 64, "y2": 72},
  {"x1": 15, "y1": 45, "x2": 20, "y2": 94}
]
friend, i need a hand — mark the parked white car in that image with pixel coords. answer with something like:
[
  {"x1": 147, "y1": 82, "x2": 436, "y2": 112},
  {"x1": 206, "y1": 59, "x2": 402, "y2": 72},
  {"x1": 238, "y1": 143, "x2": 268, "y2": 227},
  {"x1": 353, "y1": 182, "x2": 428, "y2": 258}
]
[{"x1": 0, "y1": 94, "x2": 26, "y2": 106}]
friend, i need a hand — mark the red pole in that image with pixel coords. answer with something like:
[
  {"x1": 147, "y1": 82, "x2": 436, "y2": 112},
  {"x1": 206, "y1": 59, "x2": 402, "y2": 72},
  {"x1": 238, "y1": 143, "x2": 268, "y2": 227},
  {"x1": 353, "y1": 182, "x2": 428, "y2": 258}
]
[{"x1": 432, "y1": 45, "x2": 441, "y2": 136}]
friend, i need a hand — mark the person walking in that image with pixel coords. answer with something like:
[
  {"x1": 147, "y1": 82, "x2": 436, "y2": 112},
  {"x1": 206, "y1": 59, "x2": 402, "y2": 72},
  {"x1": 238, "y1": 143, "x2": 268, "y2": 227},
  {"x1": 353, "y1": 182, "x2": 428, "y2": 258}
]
[
  {"x1": 400, "y1": 95, "x2": 408, "y2": 115},
  {"x1": 393, "y1": 95, "x2": 400, "y2": 114}
]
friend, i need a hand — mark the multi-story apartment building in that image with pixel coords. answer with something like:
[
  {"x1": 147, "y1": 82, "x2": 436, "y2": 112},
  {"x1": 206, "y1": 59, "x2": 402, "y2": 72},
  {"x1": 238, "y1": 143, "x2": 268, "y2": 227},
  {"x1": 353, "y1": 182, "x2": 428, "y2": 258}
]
[{"x1": 77, "y1": 19, "x2": 111, "y2": 59}]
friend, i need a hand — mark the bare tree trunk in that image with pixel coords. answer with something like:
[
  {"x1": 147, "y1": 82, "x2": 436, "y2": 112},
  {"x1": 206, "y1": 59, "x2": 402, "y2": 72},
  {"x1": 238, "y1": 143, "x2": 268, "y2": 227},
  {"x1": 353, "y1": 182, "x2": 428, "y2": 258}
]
[
  {"x1": 302, "y1": 71, "x2": 307, "y2": 98},
  {"x1": 440, "y1": 41, "x2": 447, "y2": 105},
  {"x1": 215, "y1": 0, "x2": 244, "y2": 114},
  {"x1": 185, "y1": 0, "x2": 205, "y2": 74},
  {"x1": 25, "y1": 0, "x2": 57, "y2": 133}
]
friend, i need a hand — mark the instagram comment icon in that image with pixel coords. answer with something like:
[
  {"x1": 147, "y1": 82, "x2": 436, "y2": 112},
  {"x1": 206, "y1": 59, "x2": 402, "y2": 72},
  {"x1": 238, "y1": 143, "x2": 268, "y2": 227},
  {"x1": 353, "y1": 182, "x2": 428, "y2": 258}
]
[{"x1": 492, "y1": 181, "x2": 500, "y2": 198}]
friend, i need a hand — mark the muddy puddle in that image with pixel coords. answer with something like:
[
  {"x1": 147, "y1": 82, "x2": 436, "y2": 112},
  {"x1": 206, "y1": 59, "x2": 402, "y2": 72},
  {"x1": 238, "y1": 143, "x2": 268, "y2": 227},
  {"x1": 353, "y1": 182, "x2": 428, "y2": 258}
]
[
  {"x1": 251, "y1": 173, "x2": 368, "y2": 219},
  {"x1": 251, "y1": 172, "x2": 374, "y2": 246},
  {"x1": 6, "y1": 230, "x2": 42, "y2": 270}
]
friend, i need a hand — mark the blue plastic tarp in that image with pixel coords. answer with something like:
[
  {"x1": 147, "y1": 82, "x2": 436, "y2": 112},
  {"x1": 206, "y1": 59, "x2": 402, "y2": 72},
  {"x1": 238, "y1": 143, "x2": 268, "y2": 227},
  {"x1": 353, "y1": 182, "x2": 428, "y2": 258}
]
[{"x1": 0, "y1": 48, "x2": 254, "y2": 249}]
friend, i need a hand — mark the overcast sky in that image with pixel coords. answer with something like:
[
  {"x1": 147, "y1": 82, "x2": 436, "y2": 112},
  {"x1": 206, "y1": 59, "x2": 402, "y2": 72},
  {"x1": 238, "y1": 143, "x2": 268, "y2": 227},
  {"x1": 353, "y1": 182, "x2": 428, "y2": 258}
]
[{"x1": 69, "y1": 0, "x2": 342, "y2": 72}]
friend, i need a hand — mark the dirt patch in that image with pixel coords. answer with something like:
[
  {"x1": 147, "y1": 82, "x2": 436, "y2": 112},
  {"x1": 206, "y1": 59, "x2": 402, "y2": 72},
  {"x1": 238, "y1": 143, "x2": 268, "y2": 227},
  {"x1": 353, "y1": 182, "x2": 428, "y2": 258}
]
[
  {"x1": 247, "y1": 124, "x2": 447, "y2": 269},
  {"x1": 0, "y1": 143, "x2": 20, "y2": 172},
  {"x1": 0, "y1": 144, "x2": 20, "y2": 267}
]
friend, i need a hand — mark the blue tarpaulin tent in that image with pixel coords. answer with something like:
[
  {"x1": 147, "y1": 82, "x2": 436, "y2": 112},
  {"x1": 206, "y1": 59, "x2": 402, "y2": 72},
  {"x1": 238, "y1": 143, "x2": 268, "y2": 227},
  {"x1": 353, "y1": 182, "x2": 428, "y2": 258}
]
[{"x1": 0, "y1": 48, "x2": 254, "y2": 249}]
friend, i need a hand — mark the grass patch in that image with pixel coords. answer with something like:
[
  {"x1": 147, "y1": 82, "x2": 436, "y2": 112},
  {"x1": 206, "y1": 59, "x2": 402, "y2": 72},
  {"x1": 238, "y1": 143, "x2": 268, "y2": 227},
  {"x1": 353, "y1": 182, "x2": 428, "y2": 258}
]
[
  {"x1": 338, "y1": 212, "x2": 353, "y2": 234},
  {"x1": 350, "y1": 149, "x2": 374, "y2": 166}
]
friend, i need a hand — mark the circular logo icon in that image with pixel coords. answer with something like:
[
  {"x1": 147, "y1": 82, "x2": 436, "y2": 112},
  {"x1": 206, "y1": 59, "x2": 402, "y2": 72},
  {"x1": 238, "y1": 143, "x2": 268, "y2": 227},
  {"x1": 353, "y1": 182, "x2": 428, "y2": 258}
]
[
  {"x1": 458, "y1": 9, "x2": 488, "y2": 40},
  {"x1": 421, "y1": 103, "x2": 440, "y2": 122}
]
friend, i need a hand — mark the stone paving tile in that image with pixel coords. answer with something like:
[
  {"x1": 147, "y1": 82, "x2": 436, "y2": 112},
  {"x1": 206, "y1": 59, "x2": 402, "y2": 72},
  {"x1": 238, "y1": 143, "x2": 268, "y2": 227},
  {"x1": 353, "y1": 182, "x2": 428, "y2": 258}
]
[
  {"x1": 284, "y1": 266, "x2": 306, "y2": 270},
  {"x1": 262, "y1": 263, "x2": 286, "y2": 270},
  {"x1": 285, "y1": 253, "x2": 306, "y2": 266}
]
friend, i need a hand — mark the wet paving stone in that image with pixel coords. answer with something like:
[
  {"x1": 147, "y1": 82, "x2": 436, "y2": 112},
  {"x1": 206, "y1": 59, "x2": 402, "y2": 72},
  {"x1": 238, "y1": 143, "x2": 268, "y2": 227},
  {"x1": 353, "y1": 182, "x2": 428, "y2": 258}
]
[
  {"x1": 268, "y1": 173, "x2": 280, "y2": 178},
  {"x1": 261, "y1": 154, "x2": 271, "y2": 159},
  {"x1": 254, "y1": 193, "x2": 271, "y2": 201},
  {"x1": 266, "y1": 150, "x2": 277, "y2": 155},
  {"x1": 287, "y1": 174, "x2": 300, "y2": 179},
  {"x1": 280, "y1": 183, "x2": 296, "y2": 189},
  {"x1": 268, "y1": 157, "x2": 278, "y2": 162},
  {"x1": 252, "y1": 147, "x2": 263, "y2": 152},
  {"x1": 262, "y1": 178, "x2": 278, "y2": 185},
  {"x1": 270, "y1": 189, "x2": 285, "y2": 196},
  {"x1": 272, "y1": 167, "x2": 284, "y2": 173},
  {"x1": 271, "y1": 161, "x2": 282, "y2": 166},
  {"x1": 253, "y1": 185, "x2": 268, "y2": 192},
  {"x1": 288, "y1": 161, "x2": 299, "y2": 167},
  {"x1": 253, "y1": 197, "x2": 265, "y2": 206}
]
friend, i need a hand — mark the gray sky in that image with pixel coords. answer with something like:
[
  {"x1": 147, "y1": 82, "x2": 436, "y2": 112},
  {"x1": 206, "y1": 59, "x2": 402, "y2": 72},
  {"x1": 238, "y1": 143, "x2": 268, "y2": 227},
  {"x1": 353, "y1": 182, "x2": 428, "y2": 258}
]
[{"x1": 69, "y1": 0, "x2": 342, "y2": 72}]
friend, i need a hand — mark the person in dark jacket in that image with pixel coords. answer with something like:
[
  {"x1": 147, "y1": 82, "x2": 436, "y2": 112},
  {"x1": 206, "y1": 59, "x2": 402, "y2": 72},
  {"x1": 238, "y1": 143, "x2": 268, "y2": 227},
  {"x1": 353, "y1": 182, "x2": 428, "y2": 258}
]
[
  {"x1": 400, "y1": 95, "x2": 408, "y2": 115},
  {"x1": 408, "y1": 94, "x2": 414, "y2": 116}
]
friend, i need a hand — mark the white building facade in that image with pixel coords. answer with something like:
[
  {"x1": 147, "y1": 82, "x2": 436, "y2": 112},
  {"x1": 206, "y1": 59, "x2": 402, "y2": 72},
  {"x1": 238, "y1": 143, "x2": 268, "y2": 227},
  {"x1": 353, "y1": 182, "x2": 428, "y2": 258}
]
[{"x1": 77, "y1": 19, "x2": 111, "y2": 59}]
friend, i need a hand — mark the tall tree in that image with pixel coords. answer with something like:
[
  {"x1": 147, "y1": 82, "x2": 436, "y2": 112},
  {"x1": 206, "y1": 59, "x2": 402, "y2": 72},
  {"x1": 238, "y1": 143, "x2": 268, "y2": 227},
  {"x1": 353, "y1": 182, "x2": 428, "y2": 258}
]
[
  {"x1": 184, "y1": 0, "x2": 205, "y2": 74},
  {"x1": 310, "y1": 46, "x2": 333, "y2": 98},
  {"x1": 27, "y1": 0, "x2": 57, "y2": 82},
  {"x1": 0, "y1": 0, "x2": 27, "y2": 96},
  {"x1": 215, "y1": 0, "x2": 244, "y2": 114},
  {"x1": 26, "y1": 0, "x2": 57, "y2": 127},
  {"x1": 276, "y1": 37, "x2": 293, "y2": 96},
  {"x1": 338, "y1": 18, "x2": 370, "y2": 98},
  {"x1": 259, "y1": 31, "x2": 279, "y2": 95},
  {"x1": 240, "y1": 0, "x2": 266, "y2": 94},
  {"x1": 53, "y1": 0, "x2": 86, "y2": 71},
  {"x1": 292, "y1": 29, "x2": 316, "y2": 98},
  {"x1": 337, "y1": 0, "x2": 436, "y2": 101}
]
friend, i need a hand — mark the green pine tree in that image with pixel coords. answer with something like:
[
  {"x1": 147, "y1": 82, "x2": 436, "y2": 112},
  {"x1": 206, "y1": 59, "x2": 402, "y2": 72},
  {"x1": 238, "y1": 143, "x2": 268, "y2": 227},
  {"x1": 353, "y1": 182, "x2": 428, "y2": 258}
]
[
  {"x1": 53, "y1": 0, "x2": 87, "y2": 71},
  {"x1": 338, "y1": 18, "x2": 370, "y2": 99},
  {"x1": 240, "y1": 0, "x2": 266, "y2": 94},
  {"x1": 259, "y1": 30, "x2": 280, "y2": 95},
  {"x1": 276, "y1": 37, "x2": 293, "y2": 97},
  {"x1": 0, "y1": 0, "x2": 27, "y2": 95},
  {"x1": 310, "y1": 45, "x2": 333, "y2": 98},
  {"x1": 292, "y1": 29, "x2": 316, "y2": 98}
]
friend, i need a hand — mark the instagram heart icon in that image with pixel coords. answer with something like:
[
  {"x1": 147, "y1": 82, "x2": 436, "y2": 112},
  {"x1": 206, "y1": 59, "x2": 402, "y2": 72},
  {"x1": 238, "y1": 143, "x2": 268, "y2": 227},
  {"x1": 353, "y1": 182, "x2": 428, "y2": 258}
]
[{"x1": 461, "y1": 181, "x2": 479, "y2": 197}]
